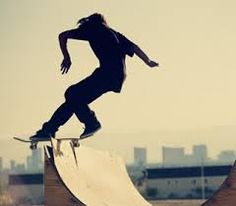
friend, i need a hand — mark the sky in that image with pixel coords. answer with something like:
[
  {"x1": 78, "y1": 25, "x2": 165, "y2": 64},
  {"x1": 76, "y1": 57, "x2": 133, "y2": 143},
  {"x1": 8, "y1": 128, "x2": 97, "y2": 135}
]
[{"x1": 1, "y1": 0, "x2": 236, "y2": 166}]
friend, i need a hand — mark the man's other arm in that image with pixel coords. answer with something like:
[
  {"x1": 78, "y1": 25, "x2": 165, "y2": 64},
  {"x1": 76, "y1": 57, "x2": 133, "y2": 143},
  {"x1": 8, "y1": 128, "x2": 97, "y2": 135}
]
[
  {"x1": 58, "y1": 28, "x2": 87, "y2": 74},
  {"x1": 133, "y1": 45, "x2": 159, "y2": 68}
]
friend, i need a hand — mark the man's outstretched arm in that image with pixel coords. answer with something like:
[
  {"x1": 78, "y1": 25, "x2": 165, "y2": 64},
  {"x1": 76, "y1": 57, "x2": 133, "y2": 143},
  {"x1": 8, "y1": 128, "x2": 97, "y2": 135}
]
[{"x1": 133, "y1": 45, "x2": 159, "y2": 68}]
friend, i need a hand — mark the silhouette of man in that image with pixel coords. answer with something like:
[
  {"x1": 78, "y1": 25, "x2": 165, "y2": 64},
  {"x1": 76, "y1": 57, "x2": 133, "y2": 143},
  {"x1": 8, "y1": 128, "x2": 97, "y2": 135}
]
[{"x1": 30, "y1": 13, "x2": 158, "y2": 140}]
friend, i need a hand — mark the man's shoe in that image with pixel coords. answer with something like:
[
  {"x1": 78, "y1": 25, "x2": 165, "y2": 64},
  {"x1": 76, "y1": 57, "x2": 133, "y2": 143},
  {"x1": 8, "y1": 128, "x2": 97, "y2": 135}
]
[
  {"x1": 29, "y1": 129, "x2": 55, "y2": 142},
  {"x1": 80, "y1": 122, "x2": 101, "y2": 139}
]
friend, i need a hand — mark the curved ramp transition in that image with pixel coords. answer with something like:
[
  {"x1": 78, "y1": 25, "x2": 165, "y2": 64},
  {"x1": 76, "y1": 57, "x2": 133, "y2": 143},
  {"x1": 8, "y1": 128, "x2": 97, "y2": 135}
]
[{"x1": 47, "y1": 139, "x2": 151, "y2": 206}]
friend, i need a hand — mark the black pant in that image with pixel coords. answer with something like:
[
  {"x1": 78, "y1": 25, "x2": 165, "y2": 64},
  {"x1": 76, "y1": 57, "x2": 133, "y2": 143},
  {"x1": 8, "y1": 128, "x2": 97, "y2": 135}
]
[{"x1": 42, "y1": 69, "x2": 112, "y2": 134}]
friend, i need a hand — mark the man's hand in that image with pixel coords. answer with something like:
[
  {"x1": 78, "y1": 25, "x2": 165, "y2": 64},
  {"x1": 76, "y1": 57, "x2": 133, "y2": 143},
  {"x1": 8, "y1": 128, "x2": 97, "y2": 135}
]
[
  {"x1": 146, "y1": 60, "x2": 159, "y2": 68},
  {"x1": 133, "y1": 45, "x2": 159, "y2": 68},
  {"x1": 60, "y1": 58, "x2": 72, "y2": 74}
]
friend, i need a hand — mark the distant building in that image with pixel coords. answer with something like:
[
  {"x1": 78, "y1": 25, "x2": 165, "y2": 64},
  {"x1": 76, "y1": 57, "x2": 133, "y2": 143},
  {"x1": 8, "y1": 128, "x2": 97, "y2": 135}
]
[
  {"x1": 134, "y1": 147, "x2": 147, "y2": 167},
  {"x1": 10, "y1": 160, "x2": 16, "y2": 171},
  {"x1": 14, "y1": 164, "x2": 26, "y2": 174},
  {"x1": 9, "y1": 160, "x2": 26, "y2": 174},
  {"x1": 218, "y1": 150, "x2": 236, "y2": 164},
  {"x1": 192, "y1": 145, "x2": 208, "y2": 164},
  {"x1": 145, "y1": 164, "x2": 232, "y2": 200},
  {"x1": 26, "y1": 148, "x2": 43, "y2": 173},
  {"x1": 0, "y1": 157, "x2": 3, "y2": 172},
  {"x1": 162, "y1": 147, "x2": 185, "y2": 166},
  {"x1": 162, "y1": 145, "x2": 209, "y2": 167}
]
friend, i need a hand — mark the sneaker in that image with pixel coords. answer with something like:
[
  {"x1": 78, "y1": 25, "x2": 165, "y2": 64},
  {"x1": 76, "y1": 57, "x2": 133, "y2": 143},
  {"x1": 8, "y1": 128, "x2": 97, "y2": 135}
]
[
  {"x1": 80, "y1": 122, "x2": 101, "y2": 139},
  {"x1": 29, "y1": 129, "x2": 55, "y2": 142}
]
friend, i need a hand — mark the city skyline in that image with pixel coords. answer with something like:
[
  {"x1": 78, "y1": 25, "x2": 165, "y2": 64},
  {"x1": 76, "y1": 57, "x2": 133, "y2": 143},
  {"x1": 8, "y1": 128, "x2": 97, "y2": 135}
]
[
  {"x1": 1, "y1": 124, "x2": 236, "y2": 167},
  {"x1": 0, "y1": 148, "x2": 43, "y2": 173},
  {"x1": 1, "y1": 140, "x2": 235, "y2": 171}
]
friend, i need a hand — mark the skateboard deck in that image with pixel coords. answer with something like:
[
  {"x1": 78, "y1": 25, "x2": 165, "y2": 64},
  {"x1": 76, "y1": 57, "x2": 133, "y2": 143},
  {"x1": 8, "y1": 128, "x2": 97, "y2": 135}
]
[{"x1": 13, "y1": 136, "x2": 80, "y2": 150}]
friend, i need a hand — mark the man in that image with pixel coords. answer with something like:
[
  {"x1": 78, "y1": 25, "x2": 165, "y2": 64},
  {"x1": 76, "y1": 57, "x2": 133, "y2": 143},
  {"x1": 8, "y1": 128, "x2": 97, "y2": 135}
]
[{"x1": 30, "y1": 13, "x2": 158, "y2": 140}]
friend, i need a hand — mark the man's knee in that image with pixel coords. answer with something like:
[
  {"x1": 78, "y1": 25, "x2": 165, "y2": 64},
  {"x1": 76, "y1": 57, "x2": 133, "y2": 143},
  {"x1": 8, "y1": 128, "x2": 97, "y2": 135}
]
[
  {"x1": 65, "y1": 85, "x2": 77, "y2": 101},
  {"x1": 65, "y1": 85, "x2": 86, "y2": 105}
]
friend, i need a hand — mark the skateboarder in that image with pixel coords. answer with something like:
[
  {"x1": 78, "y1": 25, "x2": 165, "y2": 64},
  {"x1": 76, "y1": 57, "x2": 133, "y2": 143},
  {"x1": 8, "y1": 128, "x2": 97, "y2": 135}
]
[{"x1": 30, "y1": 13, "x2": 158, "y2": 141}]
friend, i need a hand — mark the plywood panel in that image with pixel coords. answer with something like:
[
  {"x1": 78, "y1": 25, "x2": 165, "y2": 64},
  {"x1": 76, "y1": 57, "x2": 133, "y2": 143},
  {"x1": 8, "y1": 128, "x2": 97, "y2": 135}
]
[{"x1": 51, "y1": 139, "x2": 151, "y2": 206}]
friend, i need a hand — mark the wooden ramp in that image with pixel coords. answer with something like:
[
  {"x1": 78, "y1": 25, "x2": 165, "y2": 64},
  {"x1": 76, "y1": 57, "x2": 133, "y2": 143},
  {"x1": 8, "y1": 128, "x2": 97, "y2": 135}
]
[
  {"x1": 44, "y1": 139, "x2": 151, "y2": 206},
  {"x1": 201, "y1": 161, "x2": 236, "y2": 206}
]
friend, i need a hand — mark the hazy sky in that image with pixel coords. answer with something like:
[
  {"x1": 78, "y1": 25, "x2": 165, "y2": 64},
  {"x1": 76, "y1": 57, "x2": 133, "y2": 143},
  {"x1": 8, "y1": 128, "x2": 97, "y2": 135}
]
[{"x1": 1, "y1": 0, "x2": 236, "y2": 165}]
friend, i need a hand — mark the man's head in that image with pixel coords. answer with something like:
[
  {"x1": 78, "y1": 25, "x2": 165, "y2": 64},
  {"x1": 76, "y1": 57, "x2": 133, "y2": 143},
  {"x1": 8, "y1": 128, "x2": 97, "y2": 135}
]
[{"x1": 77, "y1": 13, "x2": 107, "y2": 27}]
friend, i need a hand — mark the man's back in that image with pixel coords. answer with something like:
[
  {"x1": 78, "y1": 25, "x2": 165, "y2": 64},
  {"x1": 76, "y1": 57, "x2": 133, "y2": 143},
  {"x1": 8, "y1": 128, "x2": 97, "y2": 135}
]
[{"x1": 87, "y1": 24, "x2": 124, "y2": 68}]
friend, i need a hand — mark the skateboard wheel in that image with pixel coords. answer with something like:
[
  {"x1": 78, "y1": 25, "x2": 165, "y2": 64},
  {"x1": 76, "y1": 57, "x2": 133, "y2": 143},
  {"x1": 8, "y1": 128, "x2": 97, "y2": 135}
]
[
  {"x1": 30, "y1": 144, "x2": 37, "y2": 150},
  {"x1": 72, "y1": 140, "x2": 80, "y2": 147}
]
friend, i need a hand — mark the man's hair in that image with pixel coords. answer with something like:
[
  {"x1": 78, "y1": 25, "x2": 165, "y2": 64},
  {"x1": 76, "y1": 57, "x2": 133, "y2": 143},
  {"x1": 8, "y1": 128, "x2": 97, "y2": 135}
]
[{"x1": 77, "y1": 13, "x2": 107, "y2": 26}]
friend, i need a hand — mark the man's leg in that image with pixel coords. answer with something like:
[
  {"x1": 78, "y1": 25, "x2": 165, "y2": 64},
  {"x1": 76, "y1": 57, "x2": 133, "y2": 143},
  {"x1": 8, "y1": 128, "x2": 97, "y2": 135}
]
[
  {"x1": 30, "y1": 102, "x2": 74, "y2": 139},
  {"x1": 42, "y1": 102, "x2": 74, "y2": 135},
  {"x1": 31, "y1": 71, "x2": 109, "y2": 139},
  {"x1": 64, "y1": 75, "x2": 109, "y2": 138},
  {"x1": 73, "y1": 105, "x2": 101, "y2": 139}
]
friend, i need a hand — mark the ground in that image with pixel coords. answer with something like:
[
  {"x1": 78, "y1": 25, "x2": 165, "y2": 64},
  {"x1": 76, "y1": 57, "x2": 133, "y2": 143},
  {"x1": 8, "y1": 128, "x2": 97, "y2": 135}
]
[{"x1": 151, "y1": 200, "x2": 204, "y2": 206}]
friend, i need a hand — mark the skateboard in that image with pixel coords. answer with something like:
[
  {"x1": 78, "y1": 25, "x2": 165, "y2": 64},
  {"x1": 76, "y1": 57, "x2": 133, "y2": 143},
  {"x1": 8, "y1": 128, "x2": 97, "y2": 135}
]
[{"x1": 13, "y1": 136, "x2": 80, "y2": 150}]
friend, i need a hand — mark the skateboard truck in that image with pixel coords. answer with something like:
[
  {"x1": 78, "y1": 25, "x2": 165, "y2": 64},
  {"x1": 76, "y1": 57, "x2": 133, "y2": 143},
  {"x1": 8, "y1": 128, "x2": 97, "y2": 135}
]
[{"x1": 30, "y1": 141, "x2": 38, "y2": 150}]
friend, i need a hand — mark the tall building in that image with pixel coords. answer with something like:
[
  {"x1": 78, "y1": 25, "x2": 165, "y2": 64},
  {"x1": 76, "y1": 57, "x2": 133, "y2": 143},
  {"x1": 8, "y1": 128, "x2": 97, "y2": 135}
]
[
  {"x1": 192, "y1": 145, "x2": 208, "y2": 163},
  {"x1": 27, "y1": 148, "x2": 43, "y2": 173},
  {"x1": 10, "y1": 160, "x2": 16, "y2": 171},
  {"x1": 162, "y1": 147, "x2": 185, "y2": 166},
  {"x1": 134, "y1": 147, "x2": 147, "y2": 167},
  {"x1": 0, "y1": 157, "x2": 3, "y2": 172}
]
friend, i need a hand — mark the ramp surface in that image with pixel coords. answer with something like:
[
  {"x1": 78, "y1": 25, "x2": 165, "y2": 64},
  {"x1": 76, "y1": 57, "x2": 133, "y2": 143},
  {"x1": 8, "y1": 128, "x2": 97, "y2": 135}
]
[{"x1": 51, "y1": 139, "x2": 151, "y2": 206}]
